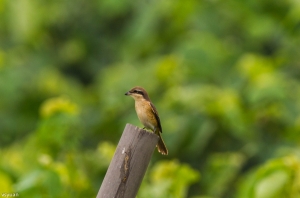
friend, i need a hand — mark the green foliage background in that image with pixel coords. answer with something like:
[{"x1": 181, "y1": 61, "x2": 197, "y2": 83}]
[{"x1": 1, "y1": 0, "x2": 300, "y2": 197}]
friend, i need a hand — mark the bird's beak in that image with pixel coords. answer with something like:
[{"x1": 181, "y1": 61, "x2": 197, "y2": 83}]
[{"x1": 125, "y1": 91, "x2": 131, "y2": 96}]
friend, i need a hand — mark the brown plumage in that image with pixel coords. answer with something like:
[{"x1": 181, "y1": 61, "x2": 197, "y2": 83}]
[{"x1": 125, "y1": 86, "x2": 168, "y2": 155}]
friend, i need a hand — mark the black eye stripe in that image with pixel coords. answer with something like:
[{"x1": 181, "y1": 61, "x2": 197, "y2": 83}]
[{"x1": 132, "y1": 90, "x2": 144, "y2": 95}]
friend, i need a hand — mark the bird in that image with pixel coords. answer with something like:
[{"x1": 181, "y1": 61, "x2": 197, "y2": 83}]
[{"x1": 125, "y1": 86, "x2": 168, "y2": 155}]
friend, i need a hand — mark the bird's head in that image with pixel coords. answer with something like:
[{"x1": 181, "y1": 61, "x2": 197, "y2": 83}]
[{"x1": 125, "y1": 86, "x2": 150, "y2": 101}]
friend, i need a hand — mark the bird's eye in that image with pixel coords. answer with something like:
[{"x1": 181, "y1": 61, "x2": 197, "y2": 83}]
[{"x1": 133, "y1": 90, "x2": 143, "y2": 95}]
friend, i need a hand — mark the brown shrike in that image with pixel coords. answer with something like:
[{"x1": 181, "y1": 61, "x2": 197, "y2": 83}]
[{"x1": 125, "y1": 86, "x2": 168, "y2": 155}]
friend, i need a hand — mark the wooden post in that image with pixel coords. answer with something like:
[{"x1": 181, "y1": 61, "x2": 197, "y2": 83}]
[{"x1": 97, "y1": 123, "x2": 159, "y2": 198}]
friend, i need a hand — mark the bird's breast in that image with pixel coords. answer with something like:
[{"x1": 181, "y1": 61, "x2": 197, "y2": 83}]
[{"x1": 135, "y1": 100, "x2": 156, "y2": 131}]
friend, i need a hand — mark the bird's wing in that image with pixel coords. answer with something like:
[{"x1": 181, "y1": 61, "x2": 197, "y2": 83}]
[{"x1": 150, "y1": 102, "x2": 163, "y2": 133}]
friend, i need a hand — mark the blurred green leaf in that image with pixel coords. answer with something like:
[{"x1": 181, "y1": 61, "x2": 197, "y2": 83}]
[
  {"x1": 237, "y1": 155, "x2": 300, "y2": 198},
  {"x1": 139, "y1": 160, "x2": 200, "y2": 198}
]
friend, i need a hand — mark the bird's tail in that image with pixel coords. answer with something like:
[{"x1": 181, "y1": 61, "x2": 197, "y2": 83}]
[{"x1": 156, "y1": 132, "x2": 168, "y2": 155}]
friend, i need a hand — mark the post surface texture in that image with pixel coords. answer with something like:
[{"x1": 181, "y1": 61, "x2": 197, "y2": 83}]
[{"x1": 97, "y1": 123, "x2": 159, "y2": 198}]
